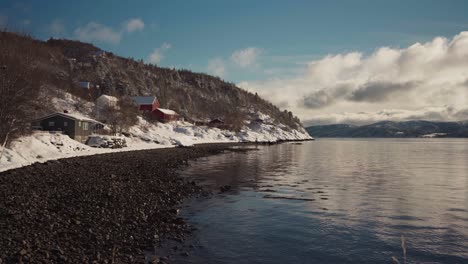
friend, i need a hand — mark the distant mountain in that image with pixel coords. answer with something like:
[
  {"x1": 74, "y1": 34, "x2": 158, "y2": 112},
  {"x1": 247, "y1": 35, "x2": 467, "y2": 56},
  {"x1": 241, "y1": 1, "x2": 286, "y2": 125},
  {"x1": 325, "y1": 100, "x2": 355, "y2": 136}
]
[{"x1": 306, "y1": 120, "x2": 468, "y2": 138}]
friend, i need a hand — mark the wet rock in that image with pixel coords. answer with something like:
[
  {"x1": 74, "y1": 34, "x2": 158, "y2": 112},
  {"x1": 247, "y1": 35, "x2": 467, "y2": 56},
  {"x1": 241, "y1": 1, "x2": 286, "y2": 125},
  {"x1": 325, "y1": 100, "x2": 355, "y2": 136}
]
[
  {"x1": 0, "y1": 144, "x2": 244, "y2": 262},
  {"x1": 219, "y1": 185, "x2": 231, "y2": 193},
  {"x1": 169, "y1": 208, "x2": 180, "y2": 215}
]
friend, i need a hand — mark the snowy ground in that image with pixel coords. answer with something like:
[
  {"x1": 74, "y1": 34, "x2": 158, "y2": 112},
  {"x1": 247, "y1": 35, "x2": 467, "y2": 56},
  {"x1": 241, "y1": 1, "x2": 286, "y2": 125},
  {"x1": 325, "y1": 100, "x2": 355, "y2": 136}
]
[
  {"x1": 0, "y1": 117, "x2": 312, "y2": 173},
  {"x1": 0, "y1": 93, "x2": 312, "y2": 172}
]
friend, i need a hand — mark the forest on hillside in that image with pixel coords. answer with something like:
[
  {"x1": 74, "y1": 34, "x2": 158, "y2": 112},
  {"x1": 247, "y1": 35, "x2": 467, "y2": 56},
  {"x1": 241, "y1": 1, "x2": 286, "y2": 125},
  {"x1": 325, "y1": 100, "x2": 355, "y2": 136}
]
[{"x1": 0, "y1": 30, "x2": 303, "y2": 145}]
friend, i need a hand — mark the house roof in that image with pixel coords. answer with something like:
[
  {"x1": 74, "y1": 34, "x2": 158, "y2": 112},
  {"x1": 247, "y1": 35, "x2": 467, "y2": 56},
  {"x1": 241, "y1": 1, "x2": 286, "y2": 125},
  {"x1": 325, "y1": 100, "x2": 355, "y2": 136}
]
[
  {"x1": 132, "y1": 96, "x2": 157, "y2": 105},
  {"x1": 96, "y1": 94, "x2": 118, "y2": 103},
  {"x1": 210, "y1": 118, "x2": 224, "y2": 123},
  {"x1": 33, "y1": 112, "x2": 103, "y2": 125},
  {"x1": 155, "y1": 108, "x2": 178, "y2": 115}
]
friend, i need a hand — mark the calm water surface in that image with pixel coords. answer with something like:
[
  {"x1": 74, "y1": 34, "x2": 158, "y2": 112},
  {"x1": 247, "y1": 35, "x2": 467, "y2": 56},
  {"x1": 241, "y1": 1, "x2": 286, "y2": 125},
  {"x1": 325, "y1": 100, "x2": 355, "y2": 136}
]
[{"x1": 176, "y1": 139, "x2": 468, "y2": 263}]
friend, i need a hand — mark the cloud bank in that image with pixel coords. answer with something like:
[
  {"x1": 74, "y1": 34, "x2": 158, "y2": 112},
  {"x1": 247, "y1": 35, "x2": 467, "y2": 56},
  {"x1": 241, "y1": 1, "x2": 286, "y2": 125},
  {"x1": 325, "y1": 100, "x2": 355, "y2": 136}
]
[
  {"x1": 306, "y1": 106, "x2": 468, "y2": 126},
  {"x1": 239, "y1": 31, "x2": 468, "y2": 125}
]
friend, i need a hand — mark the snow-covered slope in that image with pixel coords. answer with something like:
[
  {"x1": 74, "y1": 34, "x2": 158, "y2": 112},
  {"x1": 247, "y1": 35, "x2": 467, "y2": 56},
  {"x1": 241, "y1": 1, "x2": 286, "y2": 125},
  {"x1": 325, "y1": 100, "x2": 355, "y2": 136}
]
[
  {"x1": 0, "y1": 131, "x2": 167, "y2": 173},
  {"x1": 0, "y1": 117, "x2": 311, "y2": 172},
  {"x1": 0, "y1": 92, "x2": 312, "y2": 173}
]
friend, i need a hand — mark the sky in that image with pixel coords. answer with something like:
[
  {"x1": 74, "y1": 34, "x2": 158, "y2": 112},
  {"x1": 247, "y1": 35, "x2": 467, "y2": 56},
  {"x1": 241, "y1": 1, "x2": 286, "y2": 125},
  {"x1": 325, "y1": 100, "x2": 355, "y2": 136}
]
[{"x1": 1, "y1": 0, "x2": 468, "y2": 125}]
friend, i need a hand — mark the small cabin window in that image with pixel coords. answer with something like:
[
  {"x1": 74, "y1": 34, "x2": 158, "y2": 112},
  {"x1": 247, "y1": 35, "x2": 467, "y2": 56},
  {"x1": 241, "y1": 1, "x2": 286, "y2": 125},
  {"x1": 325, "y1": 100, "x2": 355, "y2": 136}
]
[
  {"x1": 48, "y1": 121, "x2": 55, "y2": 127},
  {"x1": 78, "y1": 121, "x2": 82, "y2": 127},
  {"x1": 64, "y1": 121, "x2": 68, "y2": 127},
  {"x1": 83, "y1": 122, "x2": 89, "y2": 131}
]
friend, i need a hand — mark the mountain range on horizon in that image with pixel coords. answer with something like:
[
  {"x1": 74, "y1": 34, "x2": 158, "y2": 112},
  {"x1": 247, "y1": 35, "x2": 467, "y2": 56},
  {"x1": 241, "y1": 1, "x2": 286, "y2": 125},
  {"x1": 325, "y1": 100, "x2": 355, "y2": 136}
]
[{"x1": 306, "y1": 120, "x2": 468, "y2": 138}]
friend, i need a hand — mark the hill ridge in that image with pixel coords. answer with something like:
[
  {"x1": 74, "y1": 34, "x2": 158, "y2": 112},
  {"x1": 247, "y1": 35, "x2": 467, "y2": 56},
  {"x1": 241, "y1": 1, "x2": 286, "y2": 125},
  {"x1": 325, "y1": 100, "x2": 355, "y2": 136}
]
[{"x1": 306, "y1": 120, "x2": 468, "y2": 138}]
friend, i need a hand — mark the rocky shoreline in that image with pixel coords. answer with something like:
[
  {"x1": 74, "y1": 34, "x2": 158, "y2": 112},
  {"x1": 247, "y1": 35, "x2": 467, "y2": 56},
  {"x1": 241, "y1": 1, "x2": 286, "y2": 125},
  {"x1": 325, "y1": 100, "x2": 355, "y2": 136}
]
[{"x1": 0, "y1": 144, "x2": 249, "y2": 263}]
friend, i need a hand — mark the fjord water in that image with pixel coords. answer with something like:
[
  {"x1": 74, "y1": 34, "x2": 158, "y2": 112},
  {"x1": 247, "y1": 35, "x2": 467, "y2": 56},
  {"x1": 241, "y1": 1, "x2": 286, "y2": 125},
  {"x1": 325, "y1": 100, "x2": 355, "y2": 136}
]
[{"x1": 178, "y1": 139, "x2": 468, "y2": 264}]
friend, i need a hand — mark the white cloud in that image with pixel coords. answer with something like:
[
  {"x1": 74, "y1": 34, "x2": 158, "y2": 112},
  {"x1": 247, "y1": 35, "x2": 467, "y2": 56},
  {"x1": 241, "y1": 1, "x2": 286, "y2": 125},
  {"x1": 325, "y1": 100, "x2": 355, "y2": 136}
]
[
  {"x1": 240, "y1": 31, "x2": 468, "y2": 125},
  {"x1": 73, "y1": 18, "x2": 145, "y2": 44},
  {"x1": 74, "y1": 22, "x2": 121, "y2": 44},
  {"x1": 124, "y1": 18, "x2": 144, "y2": 33},
  {"x1": 207, "y1": 57, "x2": 226, "y2": 77},
  {"x1": 201, "y1": 47, "x2": 261, "y2": 77},
  {"x1": 148, "y1": 43, "x2": 171, "y2": 64},
  {"x1": 231, "y1": 47, "x2": 263, "y2": 68},
  {"x1": 48, "y1": 19, "x2": 66, "y2": 37},
  {"x1": 22, "y1": 19, "x2": 31, "y2": 26}
]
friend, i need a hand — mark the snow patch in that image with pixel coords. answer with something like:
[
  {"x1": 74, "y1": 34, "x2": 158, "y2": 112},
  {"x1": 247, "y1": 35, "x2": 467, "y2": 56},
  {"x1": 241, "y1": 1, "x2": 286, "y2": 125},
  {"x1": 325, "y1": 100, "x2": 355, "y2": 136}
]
[{"x1": 1, "y1": 113, "x2": 312, "y2": 172}]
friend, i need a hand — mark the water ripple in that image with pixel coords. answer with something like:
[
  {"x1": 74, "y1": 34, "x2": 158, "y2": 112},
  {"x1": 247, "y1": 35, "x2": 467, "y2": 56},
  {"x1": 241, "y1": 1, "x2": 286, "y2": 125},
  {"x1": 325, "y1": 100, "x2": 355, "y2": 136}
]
[{"x1": 177, "y1": 139, "x2": 468, "y2": 264}]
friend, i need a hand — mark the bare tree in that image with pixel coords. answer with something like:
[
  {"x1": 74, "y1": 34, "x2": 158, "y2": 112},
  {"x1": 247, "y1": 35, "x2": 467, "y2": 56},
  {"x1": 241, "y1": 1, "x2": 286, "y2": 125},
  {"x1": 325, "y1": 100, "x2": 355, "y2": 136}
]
[
  {"x1": 99, "y1": 96, "x2": 139, "y2": 135},
  {"x1": 225, "y1": 109, "x2": 248, "y2": 132},
  {"x1": 0, "y1": 31, "x2": 46, "y2": 150}
]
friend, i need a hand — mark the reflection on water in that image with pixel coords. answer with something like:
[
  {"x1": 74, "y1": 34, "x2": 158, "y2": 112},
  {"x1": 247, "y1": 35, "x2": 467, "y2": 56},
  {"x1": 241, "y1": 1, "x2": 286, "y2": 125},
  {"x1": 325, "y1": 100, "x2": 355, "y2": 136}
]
[{"x1": 176, "y1": 139, "x2": 468, "y2": 264}]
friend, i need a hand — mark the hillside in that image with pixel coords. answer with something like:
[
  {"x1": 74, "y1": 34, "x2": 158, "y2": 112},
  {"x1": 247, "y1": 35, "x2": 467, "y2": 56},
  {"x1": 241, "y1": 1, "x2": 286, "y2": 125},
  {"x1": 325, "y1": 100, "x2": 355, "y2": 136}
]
[
  {"x1": 2, "y1": 32, "x2": 301, "y2": 131},
  {"x1": 0, "y1": 30, "x2": 311, "y2": 171},
  {"x1": 306, "y1": 120, "x2": 468, "y2": 138},
  {"x1": 0, "y1": 31, "x2": 304, "y2": 136}
]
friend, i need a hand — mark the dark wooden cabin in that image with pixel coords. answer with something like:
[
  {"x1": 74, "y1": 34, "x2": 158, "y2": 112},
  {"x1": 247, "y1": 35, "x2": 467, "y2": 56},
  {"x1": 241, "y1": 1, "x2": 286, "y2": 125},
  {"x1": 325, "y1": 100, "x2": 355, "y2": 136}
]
[
  {"x1": 208, "y1": 118, "x2": 225, "y2": 128},
  {"x1": 31, "y1": 112, "x2": 103, "y2": 143}
]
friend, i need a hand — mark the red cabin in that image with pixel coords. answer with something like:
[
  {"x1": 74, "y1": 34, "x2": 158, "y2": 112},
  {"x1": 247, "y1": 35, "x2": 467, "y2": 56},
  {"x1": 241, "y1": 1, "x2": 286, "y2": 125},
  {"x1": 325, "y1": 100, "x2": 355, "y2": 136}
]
[
  {"x1": 151, "y1": 108, "x2": 179, "y2": 122},
  {"x1": 131, "y1": 96, "x2": 160, "y2": 112}
]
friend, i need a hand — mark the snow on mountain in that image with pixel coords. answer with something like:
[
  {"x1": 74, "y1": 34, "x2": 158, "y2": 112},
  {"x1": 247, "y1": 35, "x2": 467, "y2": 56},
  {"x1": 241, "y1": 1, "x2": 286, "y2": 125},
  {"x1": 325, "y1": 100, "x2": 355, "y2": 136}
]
[{"x1": 51, "y1": 92, "x2": 95, "y2": 116}]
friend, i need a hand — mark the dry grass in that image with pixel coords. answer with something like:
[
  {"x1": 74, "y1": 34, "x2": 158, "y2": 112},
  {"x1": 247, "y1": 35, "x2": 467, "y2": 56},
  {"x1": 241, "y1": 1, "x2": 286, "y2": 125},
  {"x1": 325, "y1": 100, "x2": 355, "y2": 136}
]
[{"x1": 392, "y1": 235, "x2": 407, "y2": 264}]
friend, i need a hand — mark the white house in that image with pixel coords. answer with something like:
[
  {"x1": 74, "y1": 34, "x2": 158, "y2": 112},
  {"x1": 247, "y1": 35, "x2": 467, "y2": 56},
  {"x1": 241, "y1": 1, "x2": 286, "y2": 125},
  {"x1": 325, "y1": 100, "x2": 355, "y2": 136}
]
[{"x1": 95, "y1": 95, "x2": 119, "y2": 120}]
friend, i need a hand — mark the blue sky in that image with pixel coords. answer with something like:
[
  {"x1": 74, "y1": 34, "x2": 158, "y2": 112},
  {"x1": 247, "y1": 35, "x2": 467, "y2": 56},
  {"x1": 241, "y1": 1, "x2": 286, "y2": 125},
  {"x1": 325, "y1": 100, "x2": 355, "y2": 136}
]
[
  {"x1": 1, "y1": 0, "x2": 467, "y2": 82},
  {"x1": 2, "y1": 1, "x2": 468, "y2": 124}
]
